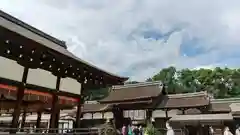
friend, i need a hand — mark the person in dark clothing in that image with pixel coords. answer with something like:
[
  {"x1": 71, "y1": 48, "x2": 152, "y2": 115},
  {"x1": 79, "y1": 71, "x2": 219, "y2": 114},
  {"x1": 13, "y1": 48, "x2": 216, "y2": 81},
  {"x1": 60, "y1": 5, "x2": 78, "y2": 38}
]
[{"x1": 133, "y1": 126, "x2": 140, "y2": 135}]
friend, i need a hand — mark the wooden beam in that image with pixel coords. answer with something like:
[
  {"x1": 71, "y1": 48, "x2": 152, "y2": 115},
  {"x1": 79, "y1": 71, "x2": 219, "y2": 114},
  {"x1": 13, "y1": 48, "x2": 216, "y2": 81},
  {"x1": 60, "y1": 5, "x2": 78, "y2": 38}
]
[
  {"x1": 165, "y1": 109, "x2": 168, "y2": 118},
  {"x1": 10, "y1": 67, "x2": 29, "y2": 133}
]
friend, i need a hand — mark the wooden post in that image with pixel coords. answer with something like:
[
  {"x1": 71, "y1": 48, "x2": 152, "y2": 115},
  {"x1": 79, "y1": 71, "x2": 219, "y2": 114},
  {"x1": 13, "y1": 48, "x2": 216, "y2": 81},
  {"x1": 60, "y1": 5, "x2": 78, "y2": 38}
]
[
  {"x1": 165, "y1": 109, "x2": 168, "y2": 118},
  {"x1": 182, "y1": 109, "x2": 185, "y2": 115},
  {"x1": 74, "y1": 95, "x2": 84, "y2": 129},
  {"x1": 10, "y1": 67, "x2": 29, "y2": 133},
  {"x1": 112, "y1": 105, "x2": 124, "y2": 129},
  {"x1": 36, "y1": 111, "x2": 42, "y2": 128},
  {"x1": 146, "y1": 109, "x2": 153, "y2": 124},
  {"x1": 49, "y1": 76, "x2": 61, "y2": 133},
  {"x1": 20, "y1": 110, "x2": 27, "y2": 132},
  {"x1": 36, "y1": 111, "x2": 42, "y2": 132},
  {"x1": 55, "y1": 108, "x2": 60, "y2": 129}
]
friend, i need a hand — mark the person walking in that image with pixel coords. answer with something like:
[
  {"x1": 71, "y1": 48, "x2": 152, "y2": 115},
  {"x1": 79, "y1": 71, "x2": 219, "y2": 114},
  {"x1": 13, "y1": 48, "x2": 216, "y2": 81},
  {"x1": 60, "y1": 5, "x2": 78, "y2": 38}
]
[
  {"x1": 128, "y1": 125, "x2": 133, "y2": 135},
  {"x1": 236, "y1": 125, "x2": 240, "y2": 135},
  {"x1": 133, "y1": 126, "x2": 140, "y2": 135},
  {"x1": 122, "y1": 124, "x2": 128, "y2": 135}
]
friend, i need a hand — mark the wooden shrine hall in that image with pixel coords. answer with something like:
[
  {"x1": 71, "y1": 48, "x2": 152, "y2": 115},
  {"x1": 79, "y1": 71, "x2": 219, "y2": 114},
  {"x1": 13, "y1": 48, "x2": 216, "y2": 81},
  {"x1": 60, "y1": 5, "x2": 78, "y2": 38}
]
[
  {"x1": 68, "y1": 82, "x2": 212, "y2": 130},
  {"x1": 71, "y1": 82, "x2": 240, "y2": 135},
  {"x1": 0, "y1": 10, "x2": 128, "y2": 133}
]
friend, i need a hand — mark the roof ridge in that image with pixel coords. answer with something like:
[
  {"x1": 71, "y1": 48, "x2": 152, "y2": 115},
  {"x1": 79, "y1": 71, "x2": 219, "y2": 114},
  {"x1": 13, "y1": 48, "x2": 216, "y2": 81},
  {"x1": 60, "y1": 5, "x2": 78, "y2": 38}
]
[
  {"x1": 112, "y1": 81, "x2": 163, "y2": 90},
  {"x1": 168, "y1": 91, "x2": 208, "y2": 98}
]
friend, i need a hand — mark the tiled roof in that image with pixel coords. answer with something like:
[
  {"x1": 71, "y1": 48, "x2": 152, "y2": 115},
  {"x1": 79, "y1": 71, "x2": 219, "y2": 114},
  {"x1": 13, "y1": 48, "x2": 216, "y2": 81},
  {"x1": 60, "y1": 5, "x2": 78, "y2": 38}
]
[
  {"x1": 169, "y1": 113, "x2": 233, "y2": 123},
  {"x1": 100, "y1": 81, "x2": 164, "y2": 103},
  {"x1": 209, "y1": 98, "x2": 240, "y2": 113},
  {"x1": 157, "y1": 91, "x2": 210, "y2": 109},
  {"x1": 82, "y1": 103, "x2": 111, "y2": 113}
]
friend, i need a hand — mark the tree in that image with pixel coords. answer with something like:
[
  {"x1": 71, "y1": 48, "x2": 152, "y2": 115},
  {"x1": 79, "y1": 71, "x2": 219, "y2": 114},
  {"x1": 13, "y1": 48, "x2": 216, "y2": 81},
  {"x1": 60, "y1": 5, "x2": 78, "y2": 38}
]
[
  {"x1": 147, "y1": 66, "x2": 240, "y2": 99},
  {"x1": 151, "y1": 66, "x2": 178, "y2": 94},
  {"x1": 125, "y1": 81, "x2": 139, "y2": 84},
  {"x1": 146, "y1": 78, "x2": 153, "y2": 82}
]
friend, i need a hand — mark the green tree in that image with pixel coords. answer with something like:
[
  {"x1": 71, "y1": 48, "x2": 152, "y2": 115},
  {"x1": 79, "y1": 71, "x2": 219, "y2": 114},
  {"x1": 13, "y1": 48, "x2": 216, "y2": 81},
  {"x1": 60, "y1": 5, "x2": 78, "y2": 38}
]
[
  {"x1": 151, "y1": 66, "x2": 178, "y2": 94},
  {"x1": 148, "y1": 66, "x2": 240, "y2": 99},
  {"x1": 125, "y1": 81, "x2": 139, "y2": 84},
  {"x1": 177, "y1": 69, "x2": 197, "y2": 93}
]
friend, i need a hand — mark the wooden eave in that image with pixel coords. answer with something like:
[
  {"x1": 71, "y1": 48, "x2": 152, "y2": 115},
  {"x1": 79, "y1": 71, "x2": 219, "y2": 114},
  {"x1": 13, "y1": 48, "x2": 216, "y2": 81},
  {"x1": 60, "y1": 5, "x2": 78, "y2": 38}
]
[{"x1": 0, "y1": 10, "x2": 128, "y2": 87}]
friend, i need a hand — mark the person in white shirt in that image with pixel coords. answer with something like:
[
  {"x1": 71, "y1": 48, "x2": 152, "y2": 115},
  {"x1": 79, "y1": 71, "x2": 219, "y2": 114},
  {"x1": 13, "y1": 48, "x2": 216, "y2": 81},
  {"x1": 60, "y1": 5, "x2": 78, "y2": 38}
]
[
  {"x1": 166, "y1": 121, "x2": 174, "y2": 135},
  {"x1": 209, "y1": 126, "x2": 214, "y2": 135},
  {"x1": 224, "y1": 126, "x2": 233, "y2": 135},
  {"x1": 235, "y1": 125, "x2": 240, "y2": 135}
]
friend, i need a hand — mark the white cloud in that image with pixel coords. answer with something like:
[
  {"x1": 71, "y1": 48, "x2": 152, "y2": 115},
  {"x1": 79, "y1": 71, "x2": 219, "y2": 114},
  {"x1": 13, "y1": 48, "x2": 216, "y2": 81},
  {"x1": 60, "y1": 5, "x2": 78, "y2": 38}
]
[{"x1": 1, "y1": 0, "x2": 240, "y2": 81}]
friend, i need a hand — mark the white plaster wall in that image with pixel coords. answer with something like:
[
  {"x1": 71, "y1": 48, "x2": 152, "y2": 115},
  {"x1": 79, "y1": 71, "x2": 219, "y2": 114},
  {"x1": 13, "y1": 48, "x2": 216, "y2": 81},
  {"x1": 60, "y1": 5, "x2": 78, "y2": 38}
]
[
  {"x1": 93, "y1": 113, "x2": 102, "y2": 119},
  {"x1": 27, "y1": 68, "x2": 57, "y2": 89},
  {"x1": 0, "y1": 56, "x2": 24, "y2": 81},
  {"x1": 82, "y1": 113, "x2": 92, "y2": 120},
  {"x1": 152, "y1": 110, "x2": 165, "y2": 118},
  {"x1": 124, "y1": 110, "x2": 146, "y2": 120},
  {"x1": 60, "y1": 77, "x2": 81, "y2": 95},
  {"x1": 103, "y1": 112, "x2": 113, "y2": 119},
  {"x1": 152, "y1": 109, "x2": 178, "y2": 118},
  {"x1": 68, "y1": 121, "x2": 73, "y2": 129}
]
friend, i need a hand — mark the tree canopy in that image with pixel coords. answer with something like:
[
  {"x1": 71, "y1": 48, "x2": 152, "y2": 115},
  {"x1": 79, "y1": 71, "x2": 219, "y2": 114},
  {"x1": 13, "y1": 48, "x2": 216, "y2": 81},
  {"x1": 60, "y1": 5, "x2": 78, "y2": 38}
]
[{"x1": 148, "y1": 66, "x2": 240, "y2": 98}]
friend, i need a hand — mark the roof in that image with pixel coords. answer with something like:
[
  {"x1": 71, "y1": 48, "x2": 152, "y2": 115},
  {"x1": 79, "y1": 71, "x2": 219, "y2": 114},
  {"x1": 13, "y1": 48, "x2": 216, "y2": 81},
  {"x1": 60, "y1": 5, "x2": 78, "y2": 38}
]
[
  {"x1": 82, "y1": 103, "x2": 110, "y2": 113},
  {"x1": 0, "y1": 10, "x2": 128, "y2": 82},
  {"x1": 157, "y1": 91, "x2": 210, "y2": 109},
  {"x1": 209, "y1": 98, "x2": 240, "y2": 112},
  {"x1": 67, "y1": 103, "x2": 110, "y2": 117},
  {"x1": 0, "y1": 10, "x2": 66, "y2": 48},
  {"x1": 229, "y1": 102, "x2": 240, "y2": 116},
  {"x1": 169, "y1": 113, "x2": 233, "y2": 123},
  {"x1": 100, "y1": 81, "x2": 164, "y2": 103},
  {"x1": 210, "y1": 103, "x2": 231, "y2": 112}
]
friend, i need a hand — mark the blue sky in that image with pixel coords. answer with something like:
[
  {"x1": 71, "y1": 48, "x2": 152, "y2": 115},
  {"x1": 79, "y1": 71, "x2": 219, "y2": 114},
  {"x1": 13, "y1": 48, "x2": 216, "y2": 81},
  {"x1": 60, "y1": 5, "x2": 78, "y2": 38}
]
[{"x1": 1, "y1": 0, "x2": 240, "y2": 81}]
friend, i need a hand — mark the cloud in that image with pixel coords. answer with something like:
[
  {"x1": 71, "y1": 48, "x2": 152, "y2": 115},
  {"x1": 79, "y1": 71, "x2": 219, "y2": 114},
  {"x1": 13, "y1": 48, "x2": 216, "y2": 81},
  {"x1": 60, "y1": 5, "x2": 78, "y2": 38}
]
[{"x1": 1, "y1": 0, "x2": 240, "y2": 81}]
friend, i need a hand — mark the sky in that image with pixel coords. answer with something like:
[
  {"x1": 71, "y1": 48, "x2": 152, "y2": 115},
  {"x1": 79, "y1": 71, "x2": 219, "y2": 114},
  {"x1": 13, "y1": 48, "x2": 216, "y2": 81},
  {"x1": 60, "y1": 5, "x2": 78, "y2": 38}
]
[{"x1": 1, "y1": 0, "x2": 240, "y2": 81}]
